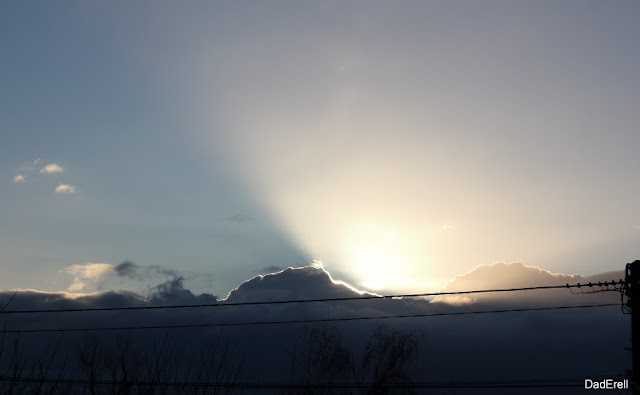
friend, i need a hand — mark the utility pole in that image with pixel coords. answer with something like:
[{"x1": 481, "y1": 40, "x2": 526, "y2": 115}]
[{"x1": 626, "y1": 260, "x2": 640, "y2": 395}]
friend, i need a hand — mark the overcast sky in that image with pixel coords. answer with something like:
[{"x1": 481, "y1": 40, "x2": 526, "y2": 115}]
[{"x1": 1, "y1": 1, "x2": 639, "y2": 295}]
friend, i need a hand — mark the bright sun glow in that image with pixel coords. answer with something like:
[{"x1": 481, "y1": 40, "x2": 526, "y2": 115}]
[{"x1": 343, "y1": 223, "x2": 421, "y2": 290}]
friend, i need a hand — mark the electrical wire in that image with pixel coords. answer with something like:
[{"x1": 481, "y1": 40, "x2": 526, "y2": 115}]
[
  {"x1": 1, "y1": 303, "x2": 618, "y2": 334},
  {"x1": 0, "y1": 280, "x2": 624, "y2": 315}
]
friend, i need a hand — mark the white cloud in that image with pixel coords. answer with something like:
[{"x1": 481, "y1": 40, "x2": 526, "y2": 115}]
[
  {"x1": 55, "y1": 184, "x2": 77, "y2": 194},
  {"x1": 12, "y1": 175, "x2": 26, "y2": 183},
  {"x1": 40, "y1": 163, "x2": 64, "y2": 174},
  {"x1": 428, "y1": 262, "x2": 622, "y2": 306},
  {"x1": 65, "y1": 263, "x2": 115, "y2": 292},
  {"x1": 33, "y1": 158, "x2": 41, "y2": 166}
]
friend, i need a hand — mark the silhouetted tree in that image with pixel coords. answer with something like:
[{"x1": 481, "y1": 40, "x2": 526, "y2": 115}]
[
  {"x1": 291, "y1": 325, "x2": 419, "y2": 395},
  {"x1": 361, "y1": 325, "x2": 418, "y2": 394},
  {"x1": 292, "y1": 326, "x2": 357, "y2": 394}
]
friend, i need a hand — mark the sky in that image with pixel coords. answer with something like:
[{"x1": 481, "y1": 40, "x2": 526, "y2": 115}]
[{"x1": 1, "y1": 1, "x2": 640, "y2": 296}]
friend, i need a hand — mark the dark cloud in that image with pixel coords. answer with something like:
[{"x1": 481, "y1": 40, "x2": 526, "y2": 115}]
[
  {"x1": 256, "y1": 265, "x2": 284, "y2": 274},
  {"x1": 222, "y1": 213, "x2": 252, "y2": 223},
  {"x1": 149, "y1": 277, "x2": 217, "y2": 305},
  {"x1": 147, "y1": 264, "x2": 180, "y2": 278},
  {"x1": 112, "y1": 262, "x2": 213, "y2": 303},
  {"x1": 112, "y1": 261, "x2": 188, "y2": 284},
  {"x1": 114, "y1": 260, "x2": 139, "y2": 279},
  {"x1": 223, "y1": 265, "x2": 376, "y2": 303}
]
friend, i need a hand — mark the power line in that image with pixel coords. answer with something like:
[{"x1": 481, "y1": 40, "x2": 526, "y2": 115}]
[
  {"x1": 0, "y1": 280, "x2": 623, "y2": 315},
  {"x1": 1, "y1": 303, "x2": 618, "y2": 334}
]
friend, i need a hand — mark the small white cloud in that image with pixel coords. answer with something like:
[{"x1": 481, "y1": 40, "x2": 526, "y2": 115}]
[
  {"x1": 65, "y1": 263, "x2": 115, "y2": 292},
  {"x1": 33, "y1": 158, "x2": 41, "y2": 166},
  {"x1": 55, "y1": 184, "x2": 77, "y2": 194},
  {"x1": 12, "y1": 175, "x2": 26, "y2": 183},
  {"x1": 40, "y1": 163, "x2": 64, "y2": 174}
]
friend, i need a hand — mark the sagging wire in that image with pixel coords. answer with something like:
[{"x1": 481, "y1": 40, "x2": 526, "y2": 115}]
[{"x1": 563, "y1": 280, "x2": 629, "y2": 314}]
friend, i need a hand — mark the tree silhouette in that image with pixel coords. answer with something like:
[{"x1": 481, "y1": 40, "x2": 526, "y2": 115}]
[
  {"x1": 291, "y1": 324, "x2": 419, "y2": 394},
  {"x1": 361, "y1": 325, "x2": 418, "y2": 394}
]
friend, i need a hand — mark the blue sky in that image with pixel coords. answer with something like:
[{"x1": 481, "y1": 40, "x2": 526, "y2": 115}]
[{"x1": 2, "y1": 1, "x2": 639, "y2": 295}]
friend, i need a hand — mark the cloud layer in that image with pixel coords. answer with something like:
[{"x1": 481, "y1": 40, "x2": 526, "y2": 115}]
[
  {"x1": 0, "y1": 262, "x2": 628, "y2": 390},
  {"x1": 0, "y1": 261, "x2": 630, "y2": 394}
]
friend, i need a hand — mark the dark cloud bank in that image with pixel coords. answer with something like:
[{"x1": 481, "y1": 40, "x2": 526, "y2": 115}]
[{"x1": 0, "y1": 263, "x2": 630, "y2": 394}]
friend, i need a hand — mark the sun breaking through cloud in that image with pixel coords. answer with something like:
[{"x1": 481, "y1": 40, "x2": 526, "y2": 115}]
[{"x1": 65, "y1": 263, "x2": 115, "y2": 292}]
